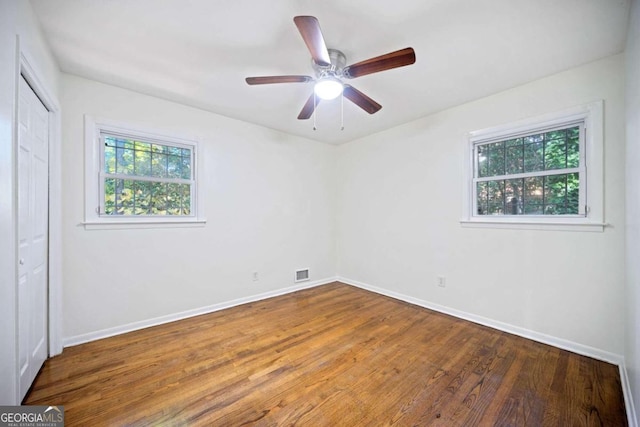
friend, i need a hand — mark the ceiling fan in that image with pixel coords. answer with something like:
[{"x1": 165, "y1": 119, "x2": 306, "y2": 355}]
[{"x1": 245, "y1": 16, "x2": 416, "y2": 120}]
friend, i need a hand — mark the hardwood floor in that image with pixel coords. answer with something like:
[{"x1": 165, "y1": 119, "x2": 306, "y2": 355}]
[{"x1": 25, "y1": 282, "x2": 627, "y2": 426}]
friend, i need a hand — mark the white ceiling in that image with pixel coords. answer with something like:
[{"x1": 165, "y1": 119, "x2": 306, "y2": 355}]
[{"x1": 30, "y1": 0, "x2": 630, "y2": 144}]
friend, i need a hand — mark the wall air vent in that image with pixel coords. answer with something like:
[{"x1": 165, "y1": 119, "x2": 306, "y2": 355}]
[{"x1": 295, "y1": 268, "x2": 310, "y2": 283}]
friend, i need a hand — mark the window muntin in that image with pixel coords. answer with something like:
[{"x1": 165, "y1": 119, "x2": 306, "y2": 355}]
[
  {"x1": 99, "y1": 133, "x2": 195, "y2": 217},
  {"x1": 473, "y1": 123, "x2": 585, "y2": 217}
]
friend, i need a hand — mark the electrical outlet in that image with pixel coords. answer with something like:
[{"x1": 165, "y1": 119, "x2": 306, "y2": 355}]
[
  {"x1": 437, "y1": 276, "x2": 446, "y2": 288},
  {"x1": 252, "y1": 272, "x2": 259, "y2": 282}
]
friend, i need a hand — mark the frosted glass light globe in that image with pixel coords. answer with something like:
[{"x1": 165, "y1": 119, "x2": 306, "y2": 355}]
[{"x1": 314, "y1": 78, "x2": 343, "y2": 100}]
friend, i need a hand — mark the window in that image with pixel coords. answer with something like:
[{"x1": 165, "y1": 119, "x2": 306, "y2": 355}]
[
  {"x1": 462, "y1": 101, "x2": 604, "y2": 231},
  {"x1": 102, "y1": 134, "x2": 193, "y2": 216},
  {"x1": 475, "y1": 123, "x2": 583, "y2": 216},
  {"x1": 84, "y1": 116, "x2": 205, "y2": 228}
]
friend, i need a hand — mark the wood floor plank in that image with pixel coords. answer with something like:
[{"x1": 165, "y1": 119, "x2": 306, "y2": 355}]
[{"x1": 24, "y1": 283, "x2": 627, "y2": 426}]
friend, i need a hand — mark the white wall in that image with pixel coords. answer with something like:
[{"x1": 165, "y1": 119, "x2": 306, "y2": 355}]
[
  {"x1": 0, "y1": 0, "x2": 60, "y2": 405},
  {"x1": 61, "y1": 74, "x2": 336, "y2": 341},
  {"x1": 336, "y1": 54, "x2": 626, "y2": 357},
  {"x1": 626, "y1": 0, "x2": 640, "y2": 421},
  {"x1": 0, "y1": 1, "x2": 633, "y2": 417}
]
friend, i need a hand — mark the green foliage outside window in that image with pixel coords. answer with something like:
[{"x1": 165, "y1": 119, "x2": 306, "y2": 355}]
[
  {"x1": 103, "y1": 136, "x2": 192, "y2": 216},
  {"x1": 476, "y1": 126, "x2": 580, "y2": 216}
]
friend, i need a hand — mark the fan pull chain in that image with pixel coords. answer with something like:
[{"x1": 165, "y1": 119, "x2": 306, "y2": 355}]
[
  {"x1": 340, "y1": 90, "x2": 344, "y2": 131},
  {"x1": 313, "y1": 91, "x2": 317, "y2": 131}
]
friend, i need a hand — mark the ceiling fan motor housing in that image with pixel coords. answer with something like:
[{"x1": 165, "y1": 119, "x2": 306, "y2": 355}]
[{"x1": 312, "y1": 48, "x2": 346, "y2": 79}]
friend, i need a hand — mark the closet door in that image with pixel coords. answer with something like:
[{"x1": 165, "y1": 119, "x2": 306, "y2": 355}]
[{"x1": 17, "y1": 75, "x2": 49, "y2": 401}]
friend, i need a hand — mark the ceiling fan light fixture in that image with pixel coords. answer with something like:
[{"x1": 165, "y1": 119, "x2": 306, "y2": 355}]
[{"x1": 314, "y1": 78, "x2": 343, "y2": 100}]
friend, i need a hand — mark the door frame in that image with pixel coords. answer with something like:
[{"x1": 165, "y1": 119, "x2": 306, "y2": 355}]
[{"x1": 14, "y1": 38, "x2": 63, "y2": 395}]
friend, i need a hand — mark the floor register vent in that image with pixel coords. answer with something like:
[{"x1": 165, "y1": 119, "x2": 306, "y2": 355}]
[{"x1": 295, "y1": 268, "x2": 310, "y2": 283}]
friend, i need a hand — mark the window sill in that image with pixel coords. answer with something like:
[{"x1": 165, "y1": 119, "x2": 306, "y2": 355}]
[
  {"x1": 82, "y1": 218, "x2": 206, "y2": 230},
  {"x1": 459, "y1": 218, "x2": 606, "y2": 232}
]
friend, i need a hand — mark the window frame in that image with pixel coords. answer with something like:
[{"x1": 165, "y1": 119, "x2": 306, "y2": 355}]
[
  {"x1": 461, "y1": 101, "x2": 605, "y2": 232},
  {"x1": 84, "y1": 115, "x2": 206, "y2": 229}
]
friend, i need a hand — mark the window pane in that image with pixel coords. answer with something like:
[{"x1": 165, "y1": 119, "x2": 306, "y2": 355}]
[
  {"x1": 108, "y1": 178, "x2": 133, "y2": 215},
  {"x1": 133, "y1": 181, "x2": 151, "y2": 215},
  {"x1": 104, "y1": 142, "x2": 116, "y2": 174},
  {"x1": 103, "y1": 179, "x2": 193, "y2": 216},
  {"x1": 523, "y1": 176, "x2": 543, "y2": 214},
  {"x1": 487, "y1": 142, "x2": 505, "y2": 176},
  {"x1": 134, "y1": 140, "x2": 151, "y2": 151},
  {"x1": 119, "y1": 179, "x2": 134, "y2": 215},
  {"x1": 151, "y1": 152, "x2": 168, "y2": 178},
  {"x1": 181, "y1": 149, "x2": 192, "y2": 180},
  {"x1": 475, "y1": 173, "x2": 580, "y2": 217},
  {"x1": 542, "y1": 173, "x2": 580, "y2": 215},
  {"x1": 116, "y1": 147, "x2": 134, "y2": 175},
  {"x1": 134, "y1": 145, "x2": 151, "y2": 176},
  {"x1": 544, "y1": 129, "x2": 566, "y2": 140},
  {"x1": 567, "y1": 131, "x2": 580, "y2": 168},
  {"x1": 523, "y1": 203, "x2": 543, "y2": 215},
  {"x1": 505, "y1": 138, "x2": 522, "y2": 147},
  {"x1": 544, "y1": 174, "x2": 567, "y2": 214},
  {"x1": 167, "y1": 155, "x2": 182, "y2": 179},
  {"x1": 524, "y1": 133, "x2": 544, "y2": 144},
  {"x1": 566, "y1": 172, "x2": 580, "y2": 214},
  {"x1": 477, "y1": 146, "x2": 489, "y2": 178},
  {"x1": 505, "y1": 145, "x2": 523, "y2": 175},
  {"x1": 153, "y1": 182, "x2": 192, "y2": 216},
  {"x1": 487, "y1": 202, "x2": 504, "y2": 215},
  {"x1": 524, "y1": 176, "x2": 543, "y2": 201},
  {"x1": 104, "y1": 178, "x2": 116, "y2": 214},
  {"x1": 113, "y1": 178, "x2": 123, "y2": 214},
  {"x1": 476, "y1": 182, "x2": 488, "y2": 215},
  {"x1": 487, "y1": 180, "x2": 504, "y2": 214},
  {"x1": 545, "y1": 174, "x2": 566, "y2": 195},
  {"x1": 169, "y1": 146, "x2": 183, "y2": 156},
  {"x1": 133, "y1": 141, "x2": 151, "y2": 176},
  {"x1": 182, "y1": 184, "x2": 191, "y2": 215},
  {"x1": 504, "y1": 178, "x2": 523, "y2": 215},
  {"x1": 524, "y1": 141, "x2": 544, "y2": 172},
  {"x1": 150, "y1": 182, "x2": 167, "y2": 215},
  {"x1": 104, "y1": 135, "x2": 192, "y2": 181},
  {"x1": 113, "y1": 138, "x2": 133, "y2": 150},
  {"x1": 167, "y1": 183, "x2": 182, "y2": 215},
  {"x1": 544, "y1": 137, "x2": 567, "y2": 170},
  {"x1": 476, "y1": 181, "x2": 505, "y2": 215}
]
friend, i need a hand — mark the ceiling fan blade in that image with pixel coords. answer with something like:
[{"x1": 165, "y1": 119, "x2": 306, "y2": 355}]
[
  {"x1": 343, "y1": 47, "x2": 416, "y2": 79},
  {"x1": 298, "y1": 93, "x2": 321, "y2": 120},
  {"x1": 246, "y1": 75, "x2": 313, "y2": 85},
  {"x1": 343, "y1": 85, "x2": 382, "y2": 114},
  {"x1": 293, "y1": 16, "x2": 331, "y2": 66}
]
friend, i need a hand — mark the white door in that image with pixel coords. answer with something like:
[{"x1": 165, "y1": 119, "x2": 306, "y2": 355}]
[{"x1": 18, "y1": 75, "x2": 49, "y2": 401}]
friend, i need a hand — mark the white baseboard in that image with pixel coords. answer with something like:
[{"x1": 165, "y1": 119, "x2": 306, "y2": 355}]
[
  {"x1": 338, "y1": 276, "x2": 624, "y2": 365},
  {"x1": 620, "y1": 362, "x2": 639, "y2": 427},
  {"x1": 63, "y1": 277, "x2": 338, "y2": 348}
]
